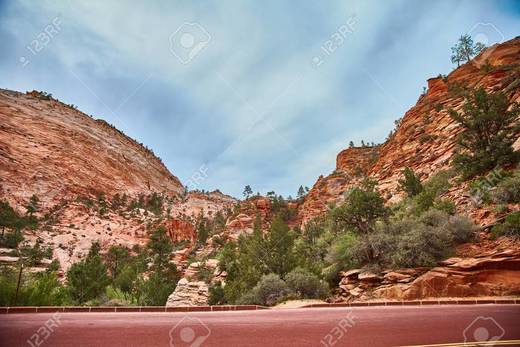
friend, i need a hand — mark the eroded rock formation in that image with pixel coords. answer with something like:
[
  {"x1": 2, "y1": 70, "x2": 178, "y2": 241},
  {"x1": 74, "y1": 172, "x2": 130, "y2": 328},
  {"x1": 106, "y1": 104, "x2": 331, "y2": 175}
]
[{"x1": 299, "y1": 38, "x2": 520, "y2": 224}]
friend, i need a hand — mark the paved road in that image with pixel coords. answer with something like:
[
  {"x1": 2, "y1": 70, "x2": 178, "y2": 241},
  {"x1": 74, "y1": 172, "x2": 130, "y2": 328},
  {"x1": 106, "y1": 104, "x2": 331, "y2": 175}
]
[{"x1": 1, "y1": 305, "x2": 519, "y2": 347}]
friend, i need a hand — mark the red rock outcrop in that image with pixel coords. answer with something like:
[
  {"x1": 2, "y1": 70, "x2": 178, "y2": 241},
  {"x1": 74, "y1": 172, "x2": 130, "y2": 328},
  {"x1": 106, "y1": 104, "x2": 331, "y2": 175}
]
[
  {"x1": 299, "y1": 147, "x2": 378, "y2": 224},
  {"x1": 299, "y1": 37, "x2": 520, "y2": 224},
  {"x1": 164, "y1": 219, "x2": 197, "y2": 243},
  {"x1": 334, "y1": 236, "x2": 520, "y2": 302},
  {"x1": 225, "y1": 196, "x2": 272, "y2": 238}
]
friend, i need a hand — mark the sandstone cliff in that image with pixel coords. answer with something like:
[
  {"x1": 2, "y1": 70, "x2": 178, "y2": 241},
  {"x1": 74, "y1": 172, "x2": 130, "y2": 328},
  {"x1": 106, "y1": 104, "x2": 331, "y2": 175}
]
[
  {"x1": 299, "y1": 38, "x2": 520, "y2": 225},
  {"x1": 0, "y1": 89, "x2": 238, "y2": 269},
  {"x1": 0, "y1": 89, "x2": 185, "y2": 211}
]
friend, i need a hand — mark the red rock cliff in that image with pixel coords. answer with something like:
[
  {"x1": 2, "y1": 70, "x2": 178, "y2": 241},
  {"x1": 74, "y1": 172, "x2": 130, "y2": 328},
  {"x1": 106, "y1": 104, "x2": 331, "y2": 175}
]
[
  {"x1": 0, "y1": 89, "x2": 184, "y2": 210},
  {"x1": 299, "y1": 37, "x2": 520, "y2": 224}
]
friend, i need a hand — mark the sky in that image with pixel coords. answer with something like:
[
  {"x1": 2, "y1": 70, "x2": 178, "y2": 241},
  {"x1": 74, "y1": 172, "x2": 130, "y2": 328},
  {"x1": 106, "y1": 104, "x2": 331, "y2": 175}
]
[{"x1": 0, "y1": 0, "x2": 519, "y2": 198}]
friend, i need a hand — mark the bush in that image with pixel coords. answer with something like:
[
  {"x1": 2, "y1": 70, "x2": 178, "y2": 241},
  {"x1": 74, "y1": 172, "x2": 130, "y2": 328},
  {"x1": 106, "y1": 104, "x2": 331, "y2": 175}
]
[
  {"x1": 349, "y1": 228, "x2": 395, "y2": 271},
  {"x1": 332, "y1": 210, "x2": 477, "y2": 270},
  {"x1": 220, "y1": 218, "x2": 298, "y2": 304},
  {"x1": 492, "y1": 212, "x2": 520, "y2": 239},
  {"x1": 446, "y1": 215, "x2": 477, "y2": 244},
  {"x1": 423, "y1": 170, "x2": 453, "y2": 196},
  {"x1": 409, "y1": 171, "x2": 454, "y2": 215},
  {"x1": 492, "y1": 173, "x2": 520, "y2": 204},
  {"x1": 208, "y1": 282, "x2": 226, "y2": 305},
  {"x1": 398, "y1": 167, "x2": 423, "y2": 197},
  {"x1": 326, "y1": 233, "x2": 359, "y2": 271},
  {"x1": 285, "y1": 268, "x2": 328, "y2": 299},
  {"x1": 135, "y1": 271, "x2": 175, "y2": 306},
  {"x1": 412, "y1": 191, "x2": 435, "y2": 215},
  {"x1": 389, "y1": 217, "x2": 452, "y2": 268},
  {"x1": 0, "y1": 269, "x2": 70, "y2": 306},
  {"x1": 0, "y1": 230, "x2": 24, "y2": 248},
  {"x1": 239, "y1": 273, "x2": 290, "y2": 306},
  {"x1": 433, "y1": 199, "x2": 456, "y2": 215}
]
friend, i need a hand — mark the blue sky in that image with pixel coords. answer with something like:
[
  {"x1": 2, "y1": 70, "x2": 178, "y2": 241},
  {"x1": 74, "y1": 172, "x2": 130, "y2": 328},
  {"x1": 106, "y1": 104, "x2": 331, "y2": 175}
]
[{"x1": 0, "y1": 1, "x2": 518, "y2": 198}]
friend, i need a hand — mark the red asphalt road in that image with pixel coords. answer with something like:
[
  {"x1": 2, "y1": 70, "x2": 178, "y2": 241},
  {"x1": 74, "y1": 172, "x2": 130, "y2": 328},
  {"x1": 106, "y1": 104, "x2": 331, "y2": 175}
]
[{"x1": 0, "y1": 304, "x2": 519, "y2": 347}]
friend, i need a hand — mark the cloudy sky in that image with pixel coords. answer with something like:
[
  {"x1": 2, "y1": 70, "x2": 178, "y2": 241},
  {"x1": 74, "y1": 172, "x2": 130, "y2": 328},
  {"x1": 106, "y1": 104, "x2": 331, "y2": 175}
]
[{"x1": 0, "y1": 1, "x2": 518, "y2": 198}]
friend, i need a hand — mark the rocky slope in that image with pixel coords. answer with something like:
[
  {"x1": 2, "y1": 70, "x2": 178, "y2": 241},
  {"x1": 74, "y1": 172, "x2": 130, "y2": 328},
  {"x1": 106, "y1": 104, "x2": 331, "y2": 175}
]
[
  {"x1": 0, "y1": 89, "x2": 184, "y2": 210},
  {"x1": 299, "y1": 37, "x2": 520, "y2": 225},
  {"x1": 334, "y1": 235, "x2": 520, "y2": 302},
  {"x1": 0, "y1": 89, "x2": 238, "y2": 269}
]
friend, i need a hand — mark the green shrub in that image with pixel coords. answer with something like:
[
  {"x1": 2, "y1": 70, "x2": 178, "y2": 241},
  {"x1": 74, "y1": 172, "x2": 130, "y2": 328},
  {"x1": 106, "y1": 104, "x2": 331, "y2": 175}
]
[
  {"x1": 412, "y1": 190, "x2": 435, "y2": 215},
  {"x1": 208, "y1": 282, "x2": 226, "y2": 305},
  {"x1": 113, "y1": 265, "x2": 138, "y2": 294},
  {"x1": 468, "y1": 178, "x2": 493, "y2": 205},
  {"x1": 196, "y1": 265, "x2": 213, "y2": 283},
  {"x1": 423, "y1": 170, "x2": 453, "y2": 196},
  {"x1": 326, "y1": 233, "x2": 359, "y2": 271},
  {"x1": 389, "y1": 216, "x2": 453, "y2": 268},
  {"x1": 0, "y1": 269, "x2": 70, "y2": 306},
  {"x1": 0, "y1": 230, "x2": 24, "y2": 248},
  {"x1": 331, "y1": 210, "x2": 477, "y2": 270},
  {"x1": 105, "y1": 285, "x2": 137, "y2": 305},
  {"x1": 220, "y1": 217, "x2": 298, "y2": 304},
  {"x1": 349, "y1": 228, "x2": 394, "y2": 270},
  {"x1": 493, "y1": 204, "x2": 509, "y2": 214},
  {"x1": 492, "y1": 173, "x2": 520, "y2": 203},
  {"x1": 433, "y1": 199, "x2": 456, "y2": 215},
  {"x1": 492, "y1": 212, "x2": 520, "y2": 239},
  {"x1": 285, "y1": 268, "x2": 328, "y2": 299},
  {"x1": 409, "y1": 171, "x2": 455, "y2": 215},
  {"x1": 398, "y1": 167, "x2": 423, "y2": 197},
  {"x1": 135, "y1": 271, "x2": 176, "y2": 306},
  {"x1": 239, "y1": 273, "x2": 290, "y2": 306},
  {"x1": 445, "y1": 215, "x2": 477, "y2": 244}
]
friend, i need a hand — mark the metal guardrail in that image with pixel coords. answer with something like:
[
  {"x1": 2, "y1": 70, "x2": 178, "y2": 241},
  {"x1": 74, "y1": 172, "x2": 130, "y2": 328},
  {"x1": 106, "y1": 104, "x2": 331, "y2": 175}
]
[
  {"x1": 301, "y1": 298, "x2": 519, "y2": 308},
  {"x1": 0, "y1": 305, "x2": 269, "y2": 314},
  {"x1": 0, "y1": 299, "x2": 518, "y2": 314}
]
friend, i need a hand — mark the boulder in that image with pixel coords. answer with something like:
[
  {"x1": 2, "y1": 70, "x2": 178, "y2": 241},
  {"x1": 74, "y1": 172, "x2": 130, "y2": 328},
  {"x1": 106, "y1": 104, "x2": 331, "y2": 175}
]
[
  {"x1": 166, "y1": 278, "x2": 209, "y2": 307},
  {"x1": 383, "y1": 271, "x2": 412, "y2": 283},
  {"x1": 358, "y1": 271, "x2": 380, "y2": 282}
]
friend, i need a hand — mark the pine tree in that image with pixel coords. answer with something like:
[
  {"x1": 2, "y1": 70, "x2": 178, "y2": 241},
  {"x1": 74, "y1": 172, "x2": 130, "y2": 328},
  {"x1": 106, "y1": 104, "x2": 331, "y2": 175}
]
[
  {"x1": 25, "y1": 195, "x2": 39, "y2": 216},
  {"x1": 450, "y1": 34, "x2": 486, "y2": 66},
  {"x1": 297, "y1": 186, "x2": 306, "y2": 199},
  {"x1": 67, "y1": 242, "x2": 110, "y2": 303},
  {"x1": 448, "y1": 87, "x2": 520, "y2": 178},
  {"x1": 398, "y1": 167, "x2": 423, "y2": 197},
  {"x1": 243, "y1": 185, "x2": 253, "y2": 199}
]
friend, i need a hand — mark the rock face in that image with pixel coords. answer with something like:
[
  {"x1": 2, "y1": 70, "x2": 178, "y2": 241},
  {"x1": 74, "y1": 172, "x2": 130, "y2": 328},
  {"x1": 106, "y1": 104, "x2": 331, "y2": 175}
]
[
  {"x1": 166, "y1": 278, "x2": 209, "y2": 307},
  {"x1": 299, "y1": 147, "x2": 377, "y2": 224},
  {"x1": 172, "y1": 190, "x2": 237, "y2": 220},
  {"x1": 0, "y1": 89, "x2": 238, "y2": 269},
  {"x1": 299, "y1": 38, "x2": 520, "y2": 224},
  {"x1": 164, "y1": 219, "x2": 197, "y2": 243},
  {"x1": 225, "y1": 196, "x2": 273, "y2": 238},
  {"x1": 334, "y1": 237, "x2": 520, "y2": 302},
  {"x1": 0, "y1": 89, "x2": 184, "y2": 210}
]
